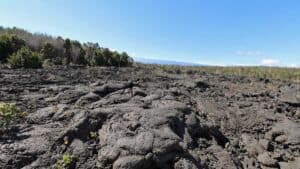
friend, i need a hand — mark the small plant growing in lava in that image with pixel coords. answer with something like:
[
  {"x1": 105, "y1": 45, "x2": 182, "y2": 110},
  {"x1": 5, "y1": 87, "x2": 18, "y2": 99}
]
[
  {"x1": 55, "y1": 154, "x2": 74, "y2": 169},
  {"x1": 0, "y1": 102, "x2": 27, "y2": 128},
  {"x1": 89, "y1": 131, "x2": 98, "y2": 139}
]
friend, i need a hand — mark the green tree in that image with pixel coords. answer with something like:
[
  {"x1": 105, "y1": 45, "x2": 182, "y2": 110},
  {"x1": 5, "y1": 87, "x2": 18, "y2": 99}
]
[
  {"x1": 40, "y1": 42, "x2": 55, "y2": 60},
  {"x1": 90, "y1": 50, "x2": 105, "y2": 66},
  {"x1": 63, "y1": 38, "x2": 72, "y2": 65},
  {"x1": 7, "y1": 47, "x2": 42, "y2": 68},
  {"x1": 83, "y1": 42, "x2": 99, "y2": 66},
  {"x1": 0, "y1": 34, "x2": 25, "y2": 62},
  {"x1": 111, "y1": 51, "x2": 121, "y2": 67},
  {"x1": 0, "y1": 35, "x2": 10, "y2": 62},
  {"x1": 0, "y1": 27, "x2": 134, "y2": 67},
  {"x1": 102, "y1": 48, "x2": 113, "y2": 66},
  {"x1": 120, "y1": 52, "x2": 130, "y2": 66},
  {"x1": 71, "y1": 40, "x2": 86, "y2": 64}
]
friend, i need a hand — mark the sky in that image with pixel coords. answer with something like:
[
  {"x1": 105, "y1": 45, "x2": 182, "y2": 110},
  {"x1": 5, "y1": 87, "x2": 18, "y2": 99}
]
[{"x1": 1, "y1": 0, "x2": 300, "y2": 67}]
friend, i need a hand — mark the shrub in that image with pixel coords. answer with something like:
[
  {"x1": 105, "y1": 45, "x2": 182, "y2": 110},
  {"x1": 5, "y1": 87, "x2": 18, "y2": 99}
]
[
  {"x1": 89, "y1": 131, "x2": 98, "y2": 139},
  {"x1": 111, "y1": 51, "x2": 121, "y2": 67},
  {"x1": 42, "y1": 59, "x2": 55, "y2": 68},
  {"x1": 91, "y1": 51, "x2": 105, "y2": 66},
  {"x1": 0, "y1": 102, "x2": 27, "y2": 128},
  {"x1": 55, "y1": 154, "x2": 74, "y2": 169},
  {"x1": 102, "y1": 48, "x2": 113, "y2": 66},
  {"x1": 0, "y1": 34, "x2": 26, "y2": 62},
  {"x1": 63, "y1": 38, "x2": 72, "y2": 65},
  {"x1": 0, "y1": 35, "x2": 10, "y2": 62},
  {"x1": 8, "y1": 47, "x2": 42, "y2": 68},
  {"x1": 120, "y1": 52, "x2": 131, "y2": 67},
  {"x1": 40, "y1": 42, "x2": 56, "y2": 60},
  {"x1": 70, "y1": 40, "x2": 86, "y2": 65},
  {"x1": 62, "y1": 154, "x2": 73, "y2": 166}
]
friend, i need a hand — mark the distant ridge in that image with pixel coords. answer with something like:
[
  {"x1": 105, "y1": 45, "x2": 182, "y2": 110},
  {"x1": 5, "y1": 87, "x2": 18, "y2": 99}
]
[{"x1": 134, "y1": 57, "x2": 202, "y2": 66}]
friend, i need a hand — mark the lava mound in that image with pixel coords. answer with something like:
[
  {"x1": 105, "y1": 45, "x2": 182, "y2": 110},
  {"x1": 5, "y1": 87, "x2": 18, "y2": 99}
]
[{"x1": 0, "y1": 67, "x2": 299, "y2": 169}]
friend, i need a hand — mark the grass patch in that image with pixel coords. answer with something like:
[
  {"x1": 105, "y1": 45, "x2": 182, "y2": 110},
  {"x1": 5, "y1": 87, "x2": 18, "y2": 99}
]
[{"x1": 142, "y1": 64, "x2": 300, "y2": 82}]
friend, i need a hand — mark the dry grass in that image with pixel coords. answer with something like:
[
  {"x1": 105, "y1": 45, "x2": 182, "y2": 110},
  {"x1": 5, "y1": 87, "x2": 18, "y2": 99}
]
[{"x1": 138, "y1": 63, "x2": 300, "y2": 82}]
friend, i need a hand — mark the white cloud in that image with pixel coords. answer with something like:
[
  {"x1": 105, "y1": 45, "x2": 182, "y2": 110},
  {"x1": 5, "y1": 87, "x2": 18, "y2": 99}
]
[
  {"x1": 130, "y1": 52, "x2": 137, "y2": 57},
  {"x1": 288, "y1": 64, "x2": 299, "y2": 68},
  {"x1": 235, "y1": 50, "x2": 262, "y2": 57},
  {"x1": 261, "y1": 59, "x2": 280, "y2": 66}
]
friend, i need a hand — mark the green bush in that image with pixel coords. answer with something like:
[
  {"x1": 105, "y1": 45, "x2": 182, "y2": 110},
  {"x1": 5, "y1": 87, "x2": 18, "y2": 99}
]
[
  {"x1": 90, "y1": 51, "x2": 105, "y2": 66},
  {"x1": 0, "y1": 34, "x2": 26, "y2": 62},
  {"x1": 42, "y1": 59, "x2": 55, "y2": 68},
  {"x1": 0, "y1": 102, "x2": 27, "y2": 128},
  {"x1": 55, "y1": 154, "x2": 74, "y2": 169},
  {"x1": 40, "y1": 42, "x2": 56, "y2": 60},
  {"x1": 63, "y1": 38, "x2": 72, "y2": 65},
  {"x1": 89, "y1": 131, "x2": 98, "y2": 139},
  {"x1": 8, "y1": 47, "x2": 42, "y2": 68},
  {"x1": 120, "y1": 52, "x2": 132, "y2": 67},
  {"x1": 70, "y1": 40, "x2": 86, "y2": 65},
  {"x1": 111, "y1": 51, "x2": 121, "y2": 67}
]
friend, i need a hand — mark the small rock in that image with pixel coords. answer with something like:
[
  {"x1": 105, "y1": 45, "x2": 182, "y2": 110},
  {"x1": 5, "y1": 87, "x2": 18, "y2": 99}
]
[
  {"x1": 259, "y1": 139, "x2": 270, "y2": 151},
  {"x1": 174, "y1": 158, "x2": 198, "y2": 169},
  {"x1": 76, "y1": 92, "x2": 100, "y2": 106},
  {"x1": 98, "y1": 146, "x2": 120, "y2": 163},
  {"x1": 112, "y1": 155, "x2": 148, "y2": 169},
  {"x1": 70, "y1": 139, "x2": 86, "y2": 157},
  {"x1": 133, "y1": 87, "x2": 147, "y2": 97},
  {"x1": 295, "y1": 110, "x2": 300, "y2": 119},
  {"x1": 90, "y1": 80, "x2": 104, "y2": 87},
  {"x1": 275, "y1": 135, "x2": 287, "y2": 143},
  {"x1": 279, "y1": 157, "x2": 300, "y2": 169},
  {"x1": 271, "y1": 152, "x2": 282, "y2": 160},
  {"x1": 267, "y1": 118, "x2": 300, "y2": 145},
  {"x1": 28, "y1": 106, "x2": 56, "y2": 122},
  {"x1": 240, "y1": 134, "x2": 264, "y2": 156},
  {"x1": 257, "y1": 152, "x2": 278, "y2": 167}
]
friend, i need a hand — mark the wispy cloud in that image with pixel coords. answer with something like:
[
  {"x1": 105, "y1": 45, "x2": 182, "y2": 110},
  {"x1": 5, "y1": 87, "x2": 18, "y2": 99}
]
[
  {"x1": 235, "y1": 50, "x2": 289, "y2": 67},
  {"x1": 288, "y1": 64, "x2": 299, "y2": 68},
  {"x1": 129, "y1": 52, "x2": 137, "y2": 57},
  {"x1": 261, "y1": 58, "x2": 280, "y2": 66},
  {"x1": 235, "y1": 50, "x2": 262, "y2": 57}
]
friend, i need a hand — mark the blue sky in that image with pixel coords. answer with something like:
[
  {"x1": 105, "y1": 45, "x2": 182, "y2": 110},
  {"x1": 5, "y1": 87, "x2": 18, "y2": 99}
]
[{"x1": 1, "y1": 0, "x2": 300, "y2": 66}]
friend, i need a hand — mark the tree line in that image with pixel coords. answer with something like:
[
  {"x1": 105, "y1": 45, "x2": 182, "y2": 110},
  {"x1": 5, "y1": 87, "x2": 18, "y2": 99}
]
[{"x1": 0, "y1": 26, "x2": 133, "y2": 68}]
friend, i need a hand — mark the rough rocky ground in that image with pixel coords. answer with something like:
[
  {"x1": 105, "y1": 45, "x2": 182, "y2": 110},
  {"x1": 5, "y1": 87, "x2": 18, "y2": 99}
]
[{"x1": 0, "y1": 66, "x2": 299, "y2": 169}]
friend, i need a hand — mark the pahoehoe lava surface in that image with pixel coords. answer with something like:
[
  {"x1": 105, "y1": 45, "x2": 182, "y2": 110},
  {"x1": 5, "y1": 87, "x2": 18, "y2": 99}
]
[{"x1": 0, "y1": 66, "x2": 299, "y2": 169}]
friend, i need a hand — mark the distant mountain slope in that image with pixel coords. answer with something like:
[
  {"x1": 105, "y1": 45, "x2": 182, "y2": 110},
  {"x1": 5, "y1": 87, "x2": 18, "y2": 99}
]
[{"x1": 134, "y1": 57, "x2": 202, "y2": 66}]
